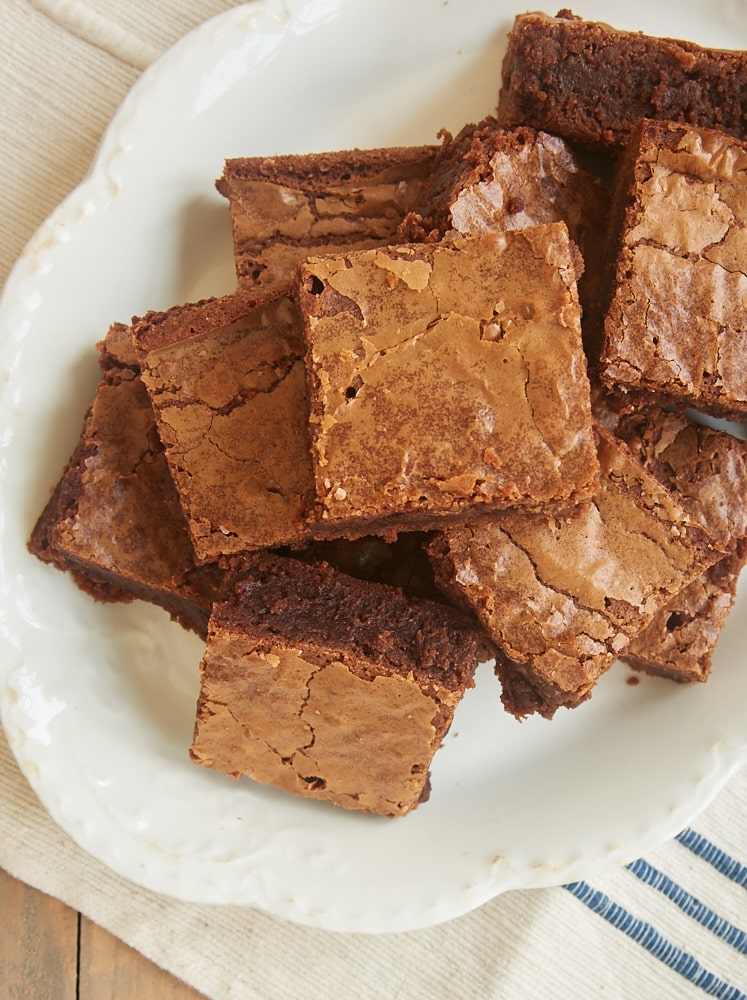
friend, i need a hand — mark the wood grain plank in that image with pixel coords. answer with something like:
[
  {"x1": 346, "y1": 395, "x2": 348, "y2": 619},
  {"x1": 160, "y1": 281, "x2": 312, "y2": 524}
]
[
  {"x1": 78, "y1": 916, "x2": 207, "y2": 999},
  {"x1": 0, "y1": 868, "x2": 78, "y2": 1000}
]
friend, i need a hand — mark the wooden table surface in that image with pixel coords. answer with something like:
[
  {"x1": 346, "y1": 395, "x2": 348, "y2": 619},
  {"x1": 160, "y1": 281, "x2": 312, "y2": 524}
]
[{"x1": 1, "y1": 868, "x2": 206, "y2": 999}]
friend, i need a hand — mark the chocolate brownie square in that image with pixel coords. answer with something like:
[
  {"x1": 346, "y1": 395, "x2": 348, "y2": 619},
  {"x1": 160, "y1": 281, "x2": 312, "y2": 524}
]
[
  {"x1": 427, "y1": 425, "x2": 725, "y2": 719},
  {"x1": 607, "y1": 407, "x2": 747, "y2": 681},
  {"x1": 599, "y1": 119, "x2": 747, "y2": 420},
  {"x1": 496, "y1": 11, "x2": 747, "y2": 152},
  {"x1": 190, "y1": 554, "x2": 489, "y2": 816},
  {"x1": 298, "y1": 223, "x2": 598, "y2": 539},
  {"x1": 134, "y1": 288, "x2": 316, "y2": 561},
  {"x1": 621, "y1": 545, "x2": 747, "y2": 684},
  {"x1": 216, "y1": 146, "x2": 437, "y2": 288}
]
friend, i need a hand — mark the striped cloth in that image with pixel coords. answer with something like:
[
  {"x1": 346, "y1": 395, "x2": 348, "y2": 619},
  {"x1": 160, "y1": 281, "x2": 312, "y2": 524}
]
[
  {"x1": 1, "y1": 2, "x2": 745, "y2": 998},
  {"x1": 566, "y1": 831, "x2": 747, "y2": 999}
]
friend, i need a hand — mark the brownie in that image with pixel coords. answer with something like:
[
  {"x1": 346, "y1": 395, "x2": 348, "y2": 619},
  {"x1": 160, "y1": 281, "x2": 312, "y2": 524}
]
[
  {"x1": 621, "y1": 544, "x2": 747, "y2": 683},
  {"x1": 189, "y1": 554, "x2": 489, "y2": 817},
  {"x1": 298, "y1": 223, "x2": 598, "y2": 539},
  {"x1": 398, "y1": 118, "x2": 610, "y2": 353},
  {"x1": 427, "y1": 425, "x2": 725, "y2": 719},
  {"x1": 607, "y1": 407, "x2": 747, "y2": 681},
  {"x1": 28, "y1": 322, "x2": 224, "y2": 636},
  {"x1": 134, "y1": 287, "x2": 317, "y2": 561},
  {"x1": 599, "y1": 119, "x2": 747, "y2": 420},
  {"x1": 496, "y1": 10, "x2": 747, "y2": 152},
  {"x1": 609, "y1": 409, "x2": 747, "y2": 558},
  {"x1": 216, "y1": 146, "x2": 438, "y2": 288}
]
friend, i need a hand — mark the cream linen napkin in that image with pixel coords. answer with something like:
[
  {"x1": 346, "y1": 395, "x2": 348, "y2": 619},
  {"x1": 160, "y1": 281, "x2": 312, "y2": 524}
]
[{"x1": 1, "y1": 2, "x2": 746, "y2": 998}]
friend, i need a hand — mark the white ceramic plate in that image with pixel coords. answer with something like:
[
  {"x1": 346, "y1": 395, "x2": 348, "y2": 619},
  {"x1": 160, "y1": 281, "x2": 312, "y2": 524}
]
[{"x1": 1, "y1": 0, "x2": 746, "y2": 934}]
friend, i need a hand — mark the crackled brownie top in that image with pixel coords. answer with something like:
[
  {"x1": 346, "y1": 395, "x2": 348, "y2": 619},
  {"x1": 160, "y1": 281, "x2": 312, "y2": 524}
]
[
  {"x1": 299, "y1": 223, "x2": 598, "y2": 537},
  {"x1": 427, "y1": 425, "x2": 725, "y2": 718},
  {"x1": 217, "y1": 146, "x2": 437, "y2": 288},
  {"x1": 134, "y1": 288, "x2": 316, "y2": 561},
  {"x1": 599, "y1": 120, "x2": 747, "y2": 419},
  {"x1": 190, "y1": 554, "x2": 486, "y2": 816},
  {"x1": 496, "y1": 10, "x2": 747, "y2": 152}
]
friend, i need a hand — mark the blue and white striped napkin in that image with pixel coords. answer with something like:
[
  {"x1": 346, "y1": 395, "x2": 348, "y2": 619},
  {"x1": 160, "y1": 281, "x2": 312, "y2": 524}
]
[{"x1": 564, "y1": 823, "x2": 746, "y2": 999}]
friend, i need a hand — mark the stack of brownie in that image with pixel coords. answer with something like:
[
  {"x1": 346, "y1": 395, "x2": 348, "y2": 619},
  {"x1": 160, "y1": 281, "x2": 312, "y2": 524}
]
[{"x1": 29, "y1": 10, "x2": 747, "y2": 817}]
